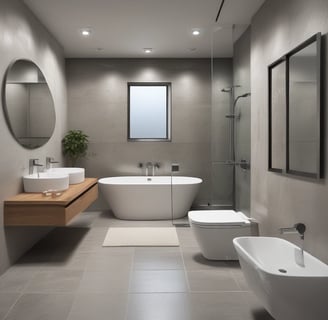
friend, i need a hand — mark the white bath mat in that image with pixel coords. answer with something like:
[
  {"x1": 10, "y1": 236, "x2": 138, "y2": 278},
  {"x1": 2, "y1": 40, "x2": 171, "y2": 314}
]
[{"x1": 102, "y1": 227, "x2": 179, "y2": 247}]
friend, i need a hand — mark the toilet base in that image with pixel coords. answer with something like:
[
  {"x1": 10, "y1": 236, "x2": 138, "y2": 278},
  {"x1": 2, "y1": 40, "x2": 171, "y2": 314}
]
[{"x1": 190, "y1": 224, "x2": 252, "y2": 260}]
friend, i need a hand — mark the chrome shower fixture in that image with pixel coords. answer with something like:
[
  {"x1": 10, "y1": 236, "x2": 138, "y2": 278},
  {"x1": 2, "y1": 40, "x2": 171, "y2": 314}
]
[
  {"x1": 221, "y1": 85, "x2": 241, "y2": 93},
  {"x1": 225, "y1": 92, "x2": 251, "y2": 119},
  {"x1": 238, "y1": 92, "x2": 251, "y2": 98},
  {"x1": 233, "y1": 92, "x2": 251, "y2": 107}
]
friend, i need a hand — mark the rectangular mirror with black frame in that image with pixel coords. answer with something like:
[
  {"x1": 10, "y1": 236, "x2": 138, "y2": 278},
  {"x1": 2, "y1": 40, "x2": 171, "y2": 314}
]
[
  {"x1": 268, "y1": 57, "x2": 287, "y2": 173},
  {"x1": 287, "y1": 33, "x2": 322, "y2": 178},
  {"x1": 268, "y1": 32, "x2": 322, "y2": 179}
]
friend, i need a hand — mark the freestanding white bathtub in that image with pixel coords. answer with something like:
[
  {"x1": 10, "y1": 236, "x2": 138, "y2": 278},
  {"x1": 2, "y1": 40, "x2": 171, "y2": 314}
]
[{"x1": 98, "y1": 176, "x2": 202, "y2": 220}]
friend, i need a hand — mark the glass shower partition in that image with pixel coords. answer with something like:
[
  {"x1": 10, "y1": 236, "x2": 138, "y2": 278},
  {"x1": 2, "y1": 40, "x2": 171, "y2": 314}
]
[
  {"x1": 210, "y1": 26, "x2": 234, "y2": 209},
  {"x1": 210, "y1": 24, "x2": 251, "y2": 214}
]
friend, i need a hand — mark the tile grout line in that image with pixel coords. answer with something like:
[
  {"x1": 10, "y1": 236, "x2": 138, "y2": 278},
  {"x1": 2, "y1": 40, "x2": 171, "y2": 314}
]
[
  {"x1": 124, "y1": 247, "x2": 136, "y2": 320},
  {"x1": 2, "y1": 292, "x2": 23, "y2": 320},
  {"x1": 177, "y1": 227, "x2": 192, "y2": 293}
]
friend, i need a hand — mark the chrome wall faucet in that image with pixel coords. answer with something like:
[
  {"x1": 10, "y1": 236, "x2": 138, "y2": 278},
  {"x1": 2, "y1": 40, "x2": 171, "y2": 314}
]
[
  {"x1": 145, "y1": 162, "x2": 153, "y2": 176},
  {"x1": 279, "y1": 223, "x2": 306, "y2": 240},
  {"x1": 138, "y1": 162, "x2": 160, "y2": 176}
]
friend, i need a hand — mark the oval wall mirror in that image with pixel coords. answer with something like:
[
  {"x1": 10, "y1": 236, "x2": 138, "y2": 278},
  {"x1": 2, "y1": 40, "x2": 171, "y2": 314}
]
[{"x1": 2, "y1": 59, "x2": 56, "y2": 149}]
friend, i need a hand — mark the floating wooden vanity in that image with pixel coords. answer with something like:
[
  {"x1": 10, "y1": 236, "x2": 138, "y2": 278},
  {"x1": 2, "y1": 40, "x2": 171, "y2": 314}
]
[{"x1": 4, "y1": 178, "x2": 98, "y2": 226}]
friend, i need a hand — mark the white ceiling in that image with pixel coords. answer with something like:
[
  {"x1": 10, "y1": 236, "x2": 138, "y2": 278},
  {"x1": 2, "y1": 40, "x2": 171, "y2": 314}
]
[{"x1": 23, "y1": 0, "x2": 265, "y2": 58}]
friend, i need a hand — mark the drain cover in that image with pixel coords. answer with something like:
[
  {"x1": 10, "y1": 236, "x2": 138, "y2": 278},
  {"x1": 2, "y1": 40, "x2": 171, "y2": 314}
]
[{"x1": 278, "y1": 268, "x2": 287, "y2": 273}]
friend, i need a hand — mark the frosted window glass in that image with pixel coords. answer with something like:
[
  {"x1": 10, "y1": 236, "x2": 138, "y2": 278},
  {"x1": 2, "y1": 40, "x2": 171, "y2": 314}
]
[{"x1": 129, "y1": 84, "x2": 169, "y2": 139}]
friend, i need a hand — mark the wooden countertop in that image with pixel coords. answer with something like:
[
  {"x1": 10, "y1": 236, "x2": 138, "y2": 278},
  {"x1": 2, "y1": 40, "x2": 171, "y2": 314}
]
[{"x1": 5, "y1": 178, "x2": 98, "y2": 206}]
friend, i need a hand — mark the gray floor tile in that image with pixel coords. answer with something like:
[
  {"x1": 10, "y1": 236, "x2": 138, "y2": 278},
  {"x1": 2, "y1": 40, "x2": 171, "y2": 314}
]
[
  {"x1": 231, "y1": 268, "x2": 250, "y2": 291},
  {"x1": 187, "y1": 270, "x2": 240, "y2": 292},
  {"x1": 243, "y1": 292, "x2": 275, "y2": 320},
  {"x1": 172, "y1": 217, "x2": 190, "y2": 226},
  {"x1": 78, "y1": 270, "x2": 130, "y2": 293},
  {"x1": 85, "y1": 250, "x2": 133, "y2": 271},
  {"x1": 4, "y1": 293, "x2": 74, "y2": 320},
  {"x1": 24, "y1": 270, "x2": 83, "y2": 293},
  {"x1": 127, "y1": 293, "x2": 190, "y2": 320},
  {"x1": 32, "y1": 228, "x2": 90, "y2": 255},
  {"x1": 41, "y1": 251, "x2": 90, "y2": 271},
  {"x1": 129, "y1": 270, "x2": 188, "y2": 293},
  {"x1": 67, "y1": 293, "x2": 128, "y2": 320},
  {"x1": 176, "y1": 227, "x2": 199, "y2": 247},
  {"x1": 99, "y1": 212, "x2": 173, "y2": 228},
  {"x1": 133, "y1": 247, "x2": 184, "y2": 270},
  {"x1": 0, "y1": 269, "x2": 36, "y2": 293},
  {"x1": 75, "y1": 228, "x2": 109, "y2": 252},
  {"x1": 182, "y1": 247, "x2": 233, "y2": 270},
  {"x1": 15, "y1": 252, "x2": 51, "y2": 269},
  {"x1": 189, "y1": 292, "x2": 261, "y2": 320},
  {"x1": 0, "y1": 212, "x2": 272, "y2": 320},
  {"x1": 90, "y1": 211, "x2": 116, "y2": 227},
  {"x1": 0, "y1": 293, "x2": 20, "y2": 319},
  {"x1": 67, "y1": 211, "x2": 100, "y2": 228}
]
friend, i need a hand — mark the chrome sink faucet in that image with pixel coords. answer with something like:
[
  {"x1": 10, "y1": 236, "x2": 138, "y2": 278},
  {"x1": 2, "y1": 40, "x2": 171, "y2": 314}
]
[
  {"x1": 279, "y1": 223, "x2": 306, "y2": 240},
  {"x1": 46, "y1": 157, "x2": 59, "y2": 170},
  {"x1": 29, "y1": 159, "x2": 44, "y2": 176}
]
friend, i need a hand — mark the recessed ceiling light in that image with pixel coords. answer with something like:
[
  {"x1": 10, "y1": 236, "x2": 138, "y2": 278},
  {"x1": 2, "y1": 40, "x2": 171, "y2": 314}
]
[
  {"x1": 144, "y1": 48, "x2": 152, "y2": 54},
  {"x1": 192, "y1": 29, "x2": 200, "y2": 36},
  {"x1": 80, "y1": 28, "x2": 92, "y2": 36}
]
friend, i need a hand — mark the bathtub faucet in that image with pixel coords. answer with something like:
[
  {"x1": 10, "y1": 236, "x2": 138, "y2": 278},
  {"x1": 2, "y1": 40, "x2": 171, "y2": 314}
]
[
  {"x1": 154, "y1": 162, "x2": 160, "y2": 175},
  {"x1": 279, "y1": 223, "x2": 306, "y2": 240},
  {"x1": 145, "y1": 162, "x2": 153, "y2": 176},
  {"x1": 142, "y1": 162, "x2": 161, "y2": 176}
]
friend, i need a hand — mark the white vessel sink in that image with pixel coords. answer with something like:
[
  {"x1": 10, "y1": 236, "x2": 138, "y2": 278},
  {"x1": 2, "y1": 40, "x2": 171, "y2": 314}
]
[
  {"x1": 23, "y1": 172, "x2": 69, "y2": 193},
  {"x1": 48, "y1": 167, "x2": 85, "y2": 184},
  {"x1": 233, "y1": 236, "x2": 328, "y2": 320}
]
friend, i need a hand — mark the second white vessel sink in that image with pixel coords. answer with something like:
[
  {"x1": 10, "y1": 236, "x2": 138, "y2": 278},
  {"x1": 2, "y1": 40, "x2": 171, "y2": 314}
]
[
  {"x1": 48, "y1": 167, "x2": 85, "y2": 184},
  {"x1": 23, "y1": 173, "x2": 69, "y2": 193}
]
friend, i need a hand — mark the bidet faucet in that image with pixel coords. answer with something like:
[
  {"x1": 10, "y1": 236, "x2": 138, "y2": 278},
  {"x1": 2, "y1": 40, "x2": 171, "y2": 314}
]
[
  {"x1": 29, "y1": 159, "x2": 44, "y2": 175},
  {"x1": 279, "y1": 223, "x2": 306, "y2": 240},
  {"x1": 46, "y1": 157, "x2": 59, "y2": 170}
]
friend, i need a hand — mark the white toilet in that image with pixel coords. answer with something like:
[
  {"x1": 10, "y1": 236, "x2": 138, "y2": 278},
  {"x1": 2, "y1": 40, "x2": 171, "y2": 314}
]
[{"x1": 188, "y1": 210, "x2": 252, "y2": 260}]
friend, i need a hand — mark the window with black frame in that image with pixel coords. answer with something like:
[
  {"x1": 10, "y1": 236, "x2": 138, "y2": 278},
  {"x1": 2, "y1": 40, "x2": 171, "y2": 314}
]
[{"x1": 128, "y1": 82, "x2": 171, "y2": 141}]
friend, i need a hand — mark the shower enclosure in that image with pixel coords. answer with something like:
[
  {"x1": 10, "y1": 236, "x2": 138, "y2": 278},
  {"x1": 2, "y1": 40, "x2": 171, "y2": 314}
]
[{"x1": 210, "y1": 25, "x2": 251, "y2": 214}]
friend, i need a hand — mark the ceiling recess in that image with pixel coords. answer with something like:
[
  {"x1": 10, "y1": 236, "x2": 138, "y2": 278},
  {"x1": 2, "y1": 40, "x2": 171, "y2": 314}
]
[{"x1": 215, "y1": 0, "x2": 225, "y2": 22}]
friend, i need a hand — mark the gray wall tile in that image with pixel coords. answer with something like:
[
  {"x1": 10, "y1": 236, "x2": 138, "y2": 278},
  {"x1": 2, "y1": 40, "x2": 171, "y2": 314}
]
[
  {"x1": 251, "y1": 0, "x2": 328, "y2": 263},
  {"x1": 67, "y1": 58, "x2": 232, "y2": 208},
  {"x1": 0, "y1": 0, "x2": 67, "y2": 276}
]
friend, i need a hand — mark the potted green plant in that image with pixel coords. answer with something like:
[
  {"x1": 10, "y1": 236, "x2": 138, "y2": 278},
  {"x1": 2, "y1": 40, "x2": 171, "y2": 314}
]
[{"x1": 62, "y1": 130, "x2": 89, "y2": 166}]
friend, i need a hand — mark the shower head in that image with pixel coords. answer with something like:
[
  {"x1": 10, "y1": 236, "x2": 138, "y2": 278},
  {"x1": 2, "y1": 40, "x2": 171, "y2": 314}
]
[
  {"x1": 221, "y1": 85, "x2": 241, "y2": 93},
  {"x1": 221, "y1": 88, "x2": 232, "y2": 92},
  {"x1": 239, "y1": 92, "x2": 251, "y2": 98},
  {"x1": 233, "y1": 92, "x2": 251, "y2": 108}
]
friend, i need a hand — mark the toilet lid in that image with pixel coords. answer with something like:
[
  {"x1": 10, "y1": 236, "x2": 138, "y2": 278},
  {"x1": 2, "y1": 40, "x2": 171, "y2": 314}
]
[{"x1": 188, "y1": 210, "x2": 250, "y2": 226}]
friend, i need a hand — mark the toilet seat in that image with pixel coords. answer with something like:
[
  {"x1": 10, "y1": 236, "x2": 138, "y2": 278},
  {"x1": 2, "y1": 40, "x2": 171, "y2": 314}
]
[{"x1": 188, "y1": 210, "x2": 250, "y2": 227}]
